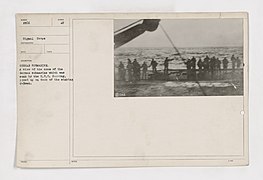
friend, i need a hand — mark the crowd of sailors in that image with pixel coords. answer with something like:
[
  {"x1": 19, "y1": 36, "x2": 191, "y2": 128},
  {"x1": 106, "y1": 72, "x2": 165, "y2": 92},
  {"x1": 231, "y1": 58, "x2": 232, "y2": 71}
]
[{"x1": 117, "y1": 54, "x2": 242, "y2": 81}]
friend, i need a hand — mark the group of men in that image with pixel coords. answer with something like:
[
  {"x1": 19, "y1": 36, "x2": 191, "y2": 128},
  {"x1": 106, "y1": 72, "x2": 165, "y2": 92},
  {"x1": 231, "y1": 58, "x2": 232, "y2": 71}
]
[
  {"x1": 117, "y1": 54, "x2": 242, "y2": 81},
  {"x1": 185, "y1": 54, "x2": 242, "y2": 80},
  {"x1": 117, "y1": 58, "x2": 160, "y2": 81}
]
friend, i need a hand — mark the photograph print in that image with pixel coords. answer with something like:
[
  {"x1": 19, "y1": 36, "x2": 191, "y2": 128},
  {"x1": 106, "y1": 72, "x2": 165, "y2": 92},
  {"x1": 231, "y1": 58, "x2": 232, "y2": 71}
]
[{"x1": 114, "y1": 18, "x2": 244, "y2": 97}]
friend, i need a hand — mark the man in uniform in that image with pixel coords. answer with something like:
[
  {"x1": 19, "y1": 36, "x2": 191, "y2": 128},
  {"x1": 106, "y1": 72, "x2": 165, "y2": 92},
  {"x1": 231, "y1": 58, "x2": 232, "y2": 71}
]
[
  {"x1": 141, "y1": 61, "x2": 148, "y2": 80},
  {"x1": 236, "y1": 57, "x2": 241, "y2": 68},
  {"x1": 203, "y1": 55, "x2": 210, "y2": 80},
  {"x1": 164, "y1": 57, "x2": 174, "y2": 75},
  {"x1": 215, "y1": 58, "x2": 221, "y2": 79},
  {"x1": 197, "y1": 58, "x2": 204, "y2": 80},
  {"x1": 231, "y1": 54, "x2": 236, "y2": 71},
  {"x1": 118, "y1": 61, "x2": 125, "y2": 81},
  {"x1": 126, "y1": 58, "x2": 133, "y2": 82},
  {"x1": 132, "y1": 59, "x2": 141, "y2": 81},
  {"x1": 149, "y1": 58, "x2": 158, "y2": 74},
  {"x1": 184, "y1": 58, "x2": 192, "y2": 80},
  {"x1": 209, "y1": 56, "x2": 216, "y2": 79},
  {"x1": 222, "y1": 57, "x2": 229, "y2": 75}
]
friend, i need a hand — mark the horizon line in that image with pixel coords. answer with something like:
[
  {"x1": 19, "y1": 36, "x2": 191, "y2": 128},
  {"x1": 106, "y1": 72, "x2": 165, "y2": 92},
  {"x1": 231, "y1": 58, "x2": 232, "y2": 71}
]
[{"x1": 117, "y1": 45, "x2": 243, "y2": 49}]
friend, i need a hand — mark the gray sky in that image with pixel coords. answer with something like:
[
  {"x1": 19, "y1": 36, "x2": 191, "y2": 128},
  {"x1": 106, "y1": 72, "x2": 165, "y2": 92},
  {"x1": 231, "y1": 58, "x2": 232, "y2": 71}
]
[{"x1": 114, "y1": 19, "x2": 243, "y2": 48}]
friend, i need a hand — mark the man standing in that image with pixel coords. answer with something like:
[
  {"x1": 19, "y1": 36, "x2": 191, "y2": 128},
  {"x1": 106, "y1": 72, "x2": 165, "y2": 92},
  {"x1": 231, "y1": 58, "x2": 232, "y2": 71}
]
[
  {"x1": 118, "y1": 61, "x2": 125, "y2": 81},
  {"x1": 164, "y1": 57, "x2": 173, "y2": 75},
  {"x1": 203, "y1": 55, "x2": 210, "y2": 80},
  {"x1": 231, "y1": 54, "x2": 236, "y2": 71},
  {"x1": 126, "y1": 58, "x2": 133, "y2": 82},
  {"x1": 222, "y1": 57, "x2": 229, "y2": 74},
  {"x1": 209, "y1": 56, "x2": 216, "y2": 79},
  {"x1": 236, "y1": 57, "x2": 241, "y2": 68},
  {"x1": 141, "y1": 61, "x2": 148, "y2": 80},
  {"x1": 190, "y1": 56, "x2": 197, "y2": 80},
  {"x1": 149, "y1": 58, "x2": 158, "y2": 73},
  {"x1": 184, "y1": 58, "x2": 192, "y2": 80},
  {"x1": 132, "y1": 59, "x2": 141, "y2": 81},
  {"x1": 197, "y1": 58, "x2": 203, "y2": 79},
  {"x1": 215, "y1": 58, "x2": 221, "y2": 79}
]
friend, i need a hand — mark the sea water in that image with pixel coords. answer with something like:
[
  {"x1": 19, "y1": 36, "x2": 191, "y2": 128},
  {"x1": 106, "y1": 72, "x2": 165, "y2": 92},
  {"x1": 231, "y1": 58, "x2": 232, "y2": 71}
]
[
  {"x1": 114, "y1": 46, "x2": 243, "y2": 96},
  {"x1": 114, "y1": 46, "x2": 243, "y2": 70}
]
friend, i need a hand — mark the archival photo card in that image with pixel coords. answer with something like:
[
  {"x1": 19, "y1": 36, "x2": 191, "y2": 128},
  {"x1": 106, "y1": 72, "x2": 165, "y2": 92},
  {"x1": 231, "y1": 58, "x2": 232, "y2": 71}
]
[
  {"x1": 114, "y1": 19, "x2": 244, "y2": 97},
  {"x1": 16, "y1": 13, "x2": 248, "y2": 168}
]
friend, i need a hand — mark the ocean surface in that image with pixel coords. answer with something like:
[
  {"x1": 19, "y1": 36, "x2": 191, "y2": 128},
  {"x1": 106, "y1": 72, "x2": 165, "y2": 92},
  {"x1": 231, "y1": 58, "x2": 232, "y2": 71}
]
[
  {"x1": 114, "y1": 46, "x2": 243, "y2": 70},
  {"x1": 114, "y1": 47, "x2": 243, "y2": 96}
]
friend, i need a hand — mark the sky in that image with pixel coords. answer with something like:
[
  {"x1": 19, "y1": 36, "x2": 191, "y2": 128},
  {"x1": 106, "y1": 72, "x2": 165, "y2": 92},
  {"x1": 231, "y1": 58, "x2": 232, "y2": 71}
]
[{"x1": 114, "y1": 19, "x2": 243, "y2": 48}]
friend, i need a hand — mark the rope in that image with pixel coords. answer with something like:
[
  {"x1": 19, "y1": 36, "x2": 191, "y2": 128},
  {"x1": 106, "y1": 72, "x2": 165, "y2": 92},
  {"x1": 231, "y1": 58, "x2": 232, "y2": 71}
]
[
  {"x1": 195, "y1": 81, "x2": 207, "y2": 96},
  {"x1": 159, "y1": 23, "x2": 183, "y2": 60},
  {"x1": 114, "y1": 19, "x2": 143, "y2": 34},
  {"x1": 159, "y1": 23, "x2": 207, "y2": 96}
]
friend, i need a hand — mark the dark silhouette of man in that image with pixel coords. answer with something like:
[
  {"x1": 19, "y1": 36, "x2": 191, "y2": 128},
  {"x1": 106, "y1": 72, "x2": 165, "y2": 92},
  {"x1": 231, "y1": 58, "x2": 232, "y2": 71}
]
[
  {"x1": 222, "y1": 57, "x2": 229, "y2": 75},
  {"x1": 236, "y1": 57, "x2": 241, "y2": 68},
  {"x1": 126, "y1": 58, "x2": 133, "y2": 81},
  {"x1": 209, "y1": 56, "x2": 216, "y2": 79},
  {"x1": 132, "y1": 59, "x2": 141, "y2": 81},
  {"x1": 215, "y1": 58, "x2": 221, "y2": 79},
  {"x1": 197, "y1": 58, "x2": 204, "y2": 79},
  {"x1": 184, "y1": 59, "x2": 192, "y2": 80},
  {"x1": 149, "y1": 58, "x2": 158, "y2": 73},
  {"x1": 203, "y1": 56, "x2": 210, "y2": 70},
  {"x1": 190, "y1": 57, "x2": 197, "y2": 80},
  {"x1": 203, "y1": 55, "x2": 210, "y2": 79},
  {"x1": 118, "y1": 61, "x2": 125, "y2": 81},
  {"x1": 141, "y1": 61, "x2": 148, "y2": 80},
  {"x1": 164, "y1": 57, "x2": 173, "y2": 75},
  {"x1": 231, "y1": 54, "x2": 236, "y2": 71}
]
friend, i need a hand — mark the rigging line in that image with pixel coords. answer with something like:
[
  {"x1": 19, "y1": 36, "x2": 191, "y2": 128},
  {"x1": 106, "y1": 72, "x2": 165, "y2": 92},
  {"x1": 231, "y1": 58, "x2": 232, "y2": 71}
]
[
  {"x1": 114, "y1": 19, "x2": 143, "y2": 34},
  {"x1": 159, "y1": 23, "x2": 183, "y2": 60},
  {"x1": 159, "y1": 23, "x2": 207, "y2": 96},
  {"x1": 195, "y1": 81, "x2": 207, "y2": 96}
]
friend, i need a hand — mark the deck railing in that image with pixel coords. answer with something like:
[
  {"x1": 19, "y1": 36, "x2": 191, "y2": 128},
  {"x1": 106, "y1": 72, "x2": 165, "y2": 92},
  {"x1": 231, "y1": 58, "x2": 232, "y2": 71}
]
[{"x1": 114, "y1": 67, "x2": 243, "y2": 81}]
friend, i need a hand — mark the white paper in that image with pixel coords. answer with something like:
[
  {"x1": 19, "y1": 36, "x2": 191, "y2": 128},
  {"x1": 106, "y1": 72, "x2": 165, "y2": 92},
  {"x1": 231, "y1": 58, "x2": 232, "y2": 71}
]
[{"x1": 15, "y1": 12, "x2": 249, "y2": 168}]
